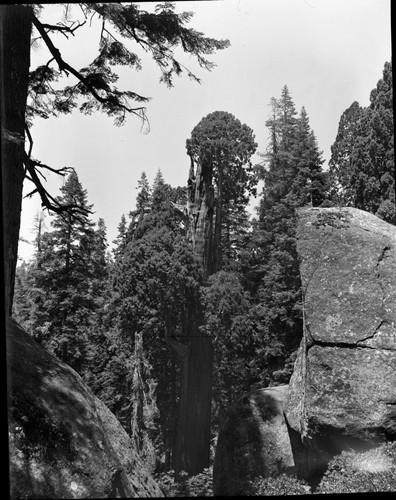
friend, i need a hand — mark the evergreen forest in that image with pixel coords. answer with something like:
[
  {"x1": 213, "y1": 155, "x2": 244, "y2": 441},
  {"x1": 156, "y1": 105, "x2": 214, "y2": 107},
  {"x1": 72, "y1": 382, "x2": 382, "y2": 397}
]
[
  {"x1": 13, "y1": 61, "x2": 395, "y2": 493},
  {"x1": 3, "y1": 2, "x2": 394, "y2": 497}
]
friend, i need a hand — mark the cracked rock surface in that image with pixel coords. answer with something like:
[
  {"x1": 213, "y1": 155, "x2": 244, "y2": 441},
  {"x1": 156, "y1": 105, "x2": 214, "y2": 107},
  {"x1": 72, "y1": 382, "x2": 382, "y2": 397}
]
[{"x1": 285, "y1": 207, "x2": 396, "y2": 479}]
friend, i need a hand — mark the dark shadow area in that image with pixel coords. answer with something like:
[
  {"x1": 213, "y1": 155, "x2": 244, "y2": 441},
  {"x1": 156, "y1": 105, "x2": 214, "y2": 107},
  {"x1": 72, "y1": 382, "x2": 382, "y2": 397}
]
[
  {"x1": 6, "y1": 316, "x2": 160, "y2": 498},
  {"x1": 284, "y1": 412, "x2": 391, "y2": 492}
]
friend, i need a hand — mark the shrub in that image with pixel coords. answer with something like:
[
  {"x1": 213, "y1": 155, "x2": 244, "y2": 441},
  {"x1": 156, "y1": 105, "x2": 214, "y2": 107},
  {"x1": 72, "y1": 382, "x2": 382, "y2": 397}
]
[
  {"x1": 320, "y1": 199, "x2": 335, "y2": 207},
  {"x1": 155, "y1": 469, "x2": 178, "y2": 497},
  {"x1": 156, "y1": 467, "x2": 213, "y2": 497},
  {"x1": 317, "y1": 442, "x2": 396, "y2": 494},
  {"x1": 312, "y1": 209, "x2": 350, "y2": 229},
  {"x1": 247, "y1": 473, "x2": 311, "y2": 496},
  {"x1": 185, "y1": 468, "x2": 213, "y2": 497}
]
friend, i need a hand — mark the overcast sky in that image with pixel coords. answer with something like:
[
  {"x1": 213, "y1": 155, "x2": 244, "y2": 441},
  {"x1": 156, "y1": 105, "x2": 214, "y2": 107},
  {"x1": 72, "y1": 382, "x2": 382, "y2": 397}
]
[{"x1": 18, "y1": 0, "x2": 392, "y2": 262}]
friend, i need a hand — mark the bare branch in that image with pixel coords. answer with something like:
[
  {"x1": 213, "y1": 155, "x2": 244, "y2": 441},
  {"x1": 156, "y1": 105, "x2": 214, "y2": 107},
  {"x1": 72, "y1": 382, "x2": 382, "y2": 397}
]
[
  {"x1": 44, "y1": 56, "x2": 56, "y2": 69},
  {"x1": 100, "y1": 17, "x2": 105, "y2": 42},
  {"x1": 31, "y1": 35, "x2": 42, "y2": 46},
  {"x1": 33, "y1": 160, "x2": 73, "y2": 177},
  {"x1": 23, "y1": 187, "x2": 38, "y2": 199},
  {"x1": 102, "y1": 26, "x2": 123, "y2": 46},
  {"x1": 22, "y1": 152, "x2": 91, "y2": 223},
  {"x1": 88, "y1": 9, "x2": 96, "y2": 28},
  {"x1": 78, "y1": 4, "x2": 89, "y2": 20},
  {"x1": 24, "y1": 123, "x2": 33, "y2": 160},
  {"x1": 34, "y1": 166, "x2": 48, "y2": 182},
  {"x1": 40, "y1": 19, "x2": 86, "y2": 38},
  {"x1": 23, "y1": 122, "x2": 34, "y2": 178}
]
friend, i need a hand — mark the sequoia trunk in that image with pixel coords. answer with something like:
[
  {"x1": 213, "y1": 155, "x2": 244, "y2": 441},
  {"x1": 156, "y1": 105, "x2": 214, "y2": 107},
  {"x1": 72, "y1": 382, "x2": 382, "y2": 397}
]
[
  {"x1": 171, "y1": 155, "x2": 216, "y2": 475},
  {"x1": 174, "y1": 299, "x2": 214, "y2": 475},
  {"x1": 187, "y1": 155, "x2": 214, "y2": 275}
]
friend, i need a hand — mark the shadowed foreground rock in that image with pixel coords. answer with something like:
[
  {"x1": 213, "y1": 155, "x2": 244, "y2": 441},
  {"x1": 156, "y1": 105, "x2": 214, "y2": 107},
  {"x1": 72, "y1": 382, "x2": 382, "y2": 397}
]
[
  {"x1": 285, "y1": 207, "x2": 396, "y2": 482},
  {"x1": 7, "y1": 317, "x2": 163, "y2": 498},
  {"x1": 213, "y1": 385, "x2": 295, "y2": 496}
]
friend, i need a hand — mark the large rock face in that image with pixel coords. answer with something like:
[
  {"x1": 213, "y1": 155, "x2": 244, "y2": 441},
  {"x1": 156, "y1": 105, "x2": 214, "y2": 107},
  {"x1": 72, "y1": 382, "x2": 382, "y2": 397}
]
[
  {"x1": 285, "y1": 207, "x2": 396, "y2": 480},
  {"x1": 213, "y1": 385, "x2": 295, "y2": 496},
  {"x1": 7, "y1": 317, "x2": 163, "y2": 498}
]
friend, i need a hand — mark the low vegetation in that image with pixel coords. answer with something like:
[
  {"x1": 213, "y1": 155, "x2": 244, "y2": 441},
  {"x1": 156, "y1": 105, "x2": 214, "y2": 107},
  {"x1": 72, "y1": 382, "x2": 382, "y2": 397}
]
[{"x1": 317, "y1": 442, "x2": 396, "y2": 494}]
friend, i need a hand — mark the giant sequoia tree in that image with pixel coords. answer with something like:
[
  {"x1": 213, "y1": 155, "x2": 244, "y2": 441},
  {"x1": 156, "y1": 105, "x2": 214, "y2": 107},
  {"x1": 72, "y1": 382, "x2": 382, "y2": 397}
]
[
  {"x1": 1, "y1": 2, "x2": 229, "y2": 316},
  {"x1": 186, "y1": 111, "x2": 257, "y2": 273},
  {"x1": 157, "y1": 111, "x2": 258, "y2": 475}
]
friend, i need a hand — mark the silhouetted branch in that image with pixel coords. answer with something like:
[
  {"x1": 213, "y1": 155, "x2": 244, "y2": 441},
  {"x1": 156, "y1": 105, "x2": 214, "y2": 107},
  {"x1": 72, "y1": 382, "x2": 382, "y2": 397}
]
[
  {"x1": 22, "y1": 152, "x2": 91, "y2": 224},
  {"x1": 31, "y1": 14, "x2": 149, "y2": 122},
  {"x1": 40, "y1": 19, "x2": 86, "y2": 38}
]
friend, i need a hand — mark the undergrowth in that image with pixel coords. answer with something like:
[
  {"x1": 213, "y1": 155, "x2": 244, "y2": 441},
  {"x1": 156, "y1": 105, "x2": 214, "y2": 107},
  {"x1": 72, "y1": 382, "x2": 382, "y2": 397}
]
[{"x1": 316, "y1": 442, "x2": 396, "y2": 494}]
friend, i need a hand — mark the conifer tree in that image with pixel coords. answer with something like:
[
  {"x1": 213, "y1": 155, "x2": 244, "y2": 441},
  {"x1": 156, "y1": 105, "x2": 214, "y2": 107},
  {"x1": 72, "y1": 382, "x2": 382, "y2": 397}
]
[
  {"x1": 32, "y1": 211, "x2": 46, "y2": 260},
  {"x1": 15, "y1": 171, "x2": 109, "y2": 375},
  {"x1": 89, "y1": 217, "x2": 110, "y2": 305},
  {"x1": 263, "y1": 85, "x2": 298, "y2": 204},
  {"x1": 12, "y1": 260, "x2": 34, "y2": 330},
  {"x1": 201, "y1": 270, "x2": 259, "y2": 429},
  {"x1": 329, "y1": 61, "x2": 394, "y2": 223},
  {"x1": 128, "y1": 172, "x2": 152, "y2": 237},
  {"x1": 171, "y1": 111, "x2": 258, "y2": 475},
  {"x1": 151, "y1": 169, "x2": 172, "y2": 211},
  {"x1": 288, "y1": 106, "x2": 327, "y2": 207},
  {"x1": 13, "y1": 211, "x2": 47, "y2": 328},
  {"x1": 112, "y1": 214, "x2": 128, "y2": 259},
  {"x1": 50, "y1": 171, "x2": 95, "y2": 275},
  {"x1": 242, "y1": 87, "x2": 327, "y2": 384},
  {"x1": 328, "y1": 101, "x2": 365, "y2": 205},
  {"x1": 135, "y1": 172, "x2": 152, "y2": 216}
]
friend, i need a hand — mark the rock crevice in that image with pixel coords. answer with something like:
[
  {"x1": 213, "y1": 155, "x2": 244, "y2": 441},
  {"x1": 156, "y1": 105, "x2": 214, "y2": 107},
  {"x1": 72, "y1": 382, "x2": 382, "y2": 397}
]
[
  {"x1": 286, "y1": 207, "x2": 396, "y2": 482},
  {"x1": 375, "y1": 245, "x2": 391, "y2": 312}
]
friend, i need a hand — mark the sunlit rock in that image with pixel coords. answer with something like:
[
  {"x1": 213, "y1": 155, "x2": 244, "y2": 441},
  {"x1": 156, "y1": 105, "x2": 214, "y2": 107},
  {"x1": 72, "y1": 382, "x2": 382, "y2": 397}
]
[{"x1": 286, "y1": 206, "x2": 396, "y2": 481}]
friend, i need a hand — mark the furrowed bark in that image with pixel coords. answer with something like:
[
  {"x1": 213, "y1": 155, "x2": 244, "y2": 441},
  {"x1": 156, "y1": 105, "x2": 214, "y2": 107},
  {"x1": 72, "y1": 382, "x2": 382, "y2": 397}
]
[
  {"x1": 169, "y1": 154, "x2": 216, "y2": 476},
  {"x1": 173, "y1": 298, "x2": 213, "y2": 476},
  {"x1": 187, "y1": 155, "x2": 215, "y2": 275}
]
